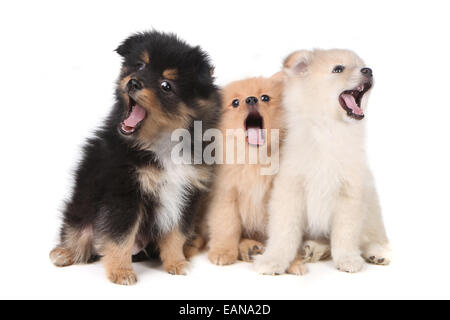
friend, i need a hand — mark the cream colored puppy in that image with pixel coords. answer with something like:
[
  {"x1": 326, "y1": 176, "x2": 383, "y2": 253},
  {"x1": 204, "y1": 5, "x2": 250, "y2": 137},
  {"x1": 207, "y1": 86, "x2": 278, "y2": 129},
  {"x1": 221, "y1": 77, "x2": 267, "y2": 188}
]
[{"x1": 255, "y1": 49, "x2": 391, "y2": 274}]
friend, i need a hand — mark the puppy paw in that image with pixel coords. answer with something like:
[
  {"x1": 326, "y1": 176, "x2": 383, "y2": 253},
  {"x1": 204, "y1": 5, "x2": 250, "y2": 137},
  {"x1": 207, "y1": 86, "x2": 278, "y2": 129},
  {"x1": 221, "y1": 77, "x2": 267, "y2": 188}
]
[
  {"x1": 183, "y1": 235, "x2": 205, "y2": 260},
  {"x1": 254, "y1": 255, "x2": 289, "y2": 275},
  {"x1": 334, "y1": 255, "x2": 365, "y2": 273},
  {"x1": 239, "y1": 239, "x2": 265, "y2": 262},
  {"x1": 287, "y1": 258, "x2": 308, "y2": 276},
  {"x1": 50, "y1": 247, "x2": 74, "y2": 267},
  {"x1": 164, "y1": 260, "x2": 190, "y2": 275},
  {"x1": 362, "y1": 243, "x2": 392, "y2": 266},
  {"x1": 301, "y1": 240, "x2": 331, "y2": 263},
  {"x1": 107, "y1": 268, "x2": 137, "y2": 286},
  {"x1": 208, "y1": 248, "x2": 238, "y2": 266}
]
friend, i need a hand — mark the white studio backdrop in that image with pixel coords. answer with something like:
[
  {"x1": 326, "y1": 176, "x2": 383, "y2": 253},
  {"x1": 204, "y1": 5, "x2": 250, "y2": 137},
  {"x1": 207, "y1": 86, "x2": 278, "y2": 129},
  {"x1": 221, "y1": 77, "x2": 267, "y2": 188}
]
[{"x1": 0, "y1": 0, "x2": 449, "y2": 299}]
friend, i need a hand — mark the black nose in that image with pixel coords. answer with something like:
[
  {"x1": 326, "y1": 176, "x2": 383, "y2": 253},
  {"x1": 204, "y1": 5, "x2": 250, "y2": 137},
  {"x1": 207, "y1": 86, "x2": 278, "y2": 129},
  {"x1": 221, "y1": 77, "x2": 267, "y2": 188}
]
[
  {"x1": 361, "y1": 68, "x2": 373, "y2": 77},
  {"x1": 127, "y1": 79, "x2": 143, "y2": 92},
  {"x1": 245, "y1": 96, "x2": 258, "y2": 106}
]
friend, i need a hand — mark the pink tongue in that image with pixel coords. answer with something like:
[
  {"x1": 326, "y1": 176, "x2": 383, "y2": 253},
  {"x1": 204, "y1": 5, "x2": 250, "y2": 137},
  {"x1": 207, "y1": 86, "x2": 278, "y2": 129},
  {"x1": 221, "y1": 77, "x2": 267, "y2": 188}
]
[
  {"x1": 341, "y1": 94, "x2": 364, "y2": 116},
  {"x1": 247, "y1": 128, "x2": 264, "y2": 146},
  {"x1": 123, "y1": 105, "x2": 146, "y2": 127}
]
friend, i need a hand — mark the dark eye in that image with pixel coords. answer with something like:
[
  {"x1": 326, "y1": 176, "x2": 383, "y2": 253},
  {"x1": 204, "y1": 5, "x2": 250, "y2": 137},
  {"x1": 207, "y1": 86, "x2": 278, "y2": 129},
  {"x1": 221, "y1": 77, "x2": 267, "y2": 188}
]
[
  {"x1": 232, "y1": 99, "x2": 240, "y2": 108},
  {"x1": 261, "y1": 95, "x2": 270, "y2": 102},
  {"x1": 332, "y1": 65, "x2": 345, "y2": 73},
  {"x1": 136, "y1": 62, "x2": 146, "y2": 71},
  {"x1": 161, "y1": 81, "x2": 172, "y2": 92}
]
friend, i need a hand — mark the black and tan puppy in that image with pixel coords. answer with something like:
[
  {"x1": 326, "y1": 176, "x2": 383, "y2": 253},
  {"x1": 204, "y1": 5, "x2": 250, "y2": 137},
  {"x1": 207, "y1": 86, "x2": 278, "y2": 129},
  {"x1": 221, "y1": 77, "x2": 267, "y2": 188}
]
[{"x1": 50, "y1": 31, "x2": 221, "y2": 285}]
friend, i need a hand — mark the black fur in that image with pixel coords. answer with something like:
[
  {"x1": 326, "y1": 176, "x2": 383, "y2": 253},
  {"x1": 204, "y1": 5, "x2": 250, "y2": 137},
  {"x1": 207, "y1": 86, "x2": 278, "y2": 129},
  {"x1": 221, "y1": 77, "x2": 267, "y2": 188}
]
[{"x1": 56, "y1": 31, "x2": 221, "y2": 262}]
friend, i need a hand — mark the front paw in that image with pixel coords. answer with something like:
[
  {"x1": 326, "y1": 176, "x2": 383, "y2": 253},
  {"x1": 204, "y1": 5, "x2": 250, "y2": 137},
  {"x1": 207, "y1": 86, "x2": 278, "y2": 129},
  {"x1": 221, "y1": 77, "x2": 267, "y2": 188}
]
[
  {"x1": 50, "y1": 247, "x2": 74, "y2": 267},
  {"x1": 239, "y1": 239, "x2": 265, "y2": 262},
  {"x1": 301, "y1": 240, "x2": 331, "y2": 263},
  {"x1": 107, "y1": 268, "x2": 138, "y2": 286},
  {"x1": 254, "y1": 255, "x2": 289, "y2": 275},
  {"x1": 286, "y1": 258, "x2": 308, "y2": 276},
  {"x1": 208, "y1": 248, "x2": 238, "y2": 266},
  {"x1": 164, "y1": 260, "x2": 190, "y2": 275},
  {"x1": 362, "y1": 243, "x2": 392, "y2": 266},
  {"x1": 334, "y1": 255, "x2": 365, "y2": 273}
]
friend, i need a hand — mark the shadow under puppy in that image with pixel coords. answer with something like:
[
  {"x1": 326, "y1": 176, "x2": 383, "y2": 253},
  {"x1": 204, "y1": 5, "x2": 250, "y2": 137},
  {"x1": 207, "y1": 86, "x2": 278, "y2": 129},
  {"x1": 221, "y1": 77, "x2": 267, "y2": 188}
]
[
  {"x1": 255, "y1": 49, "x2": 391, "y2": 275},
  {"x1": 205, "y1": 76, "x2": 307, "y2": 275},
  {"x1": 50, "y1": 31, "x2": 221, "y2": 285}
]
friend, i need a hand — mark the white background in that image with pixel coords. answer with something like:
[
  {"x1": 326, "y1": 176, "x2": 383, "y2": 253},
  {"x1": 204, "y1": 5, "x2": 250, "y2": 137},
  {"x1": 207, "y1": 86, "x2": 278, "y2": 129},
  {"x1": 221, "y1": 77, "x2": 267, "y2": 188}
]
[{"x1": 0, "y1": 0, "x2": 449, "y2": 300}]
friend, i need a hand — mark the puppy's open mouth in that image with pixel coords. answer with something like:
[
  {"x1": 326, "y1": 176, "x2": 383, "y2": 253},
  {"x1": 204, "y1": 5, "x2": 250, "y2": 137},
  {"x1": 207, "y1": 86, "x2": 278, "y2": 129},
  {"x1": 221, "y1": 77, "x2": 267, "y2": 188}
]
[
  {"x1": 120, "y1": 97, "x2": 147, "y2": 135},
  {"x1": 245, "y1": 111, "x2": 265, "y2": 146},
  {"x1": 339, "y1": 82, "x2": 372, "y2": 120}
]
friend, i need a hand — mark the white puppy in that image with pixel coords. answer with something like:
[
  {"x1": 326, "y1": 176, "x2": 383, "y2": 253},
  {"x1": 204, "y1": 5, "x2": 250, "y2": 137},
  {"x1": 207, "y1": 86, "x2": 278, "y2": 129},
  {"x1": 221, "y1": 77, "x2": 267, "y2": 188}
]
[{"x1": 255, "y1": 49, "x2": 391, "y2": 274}]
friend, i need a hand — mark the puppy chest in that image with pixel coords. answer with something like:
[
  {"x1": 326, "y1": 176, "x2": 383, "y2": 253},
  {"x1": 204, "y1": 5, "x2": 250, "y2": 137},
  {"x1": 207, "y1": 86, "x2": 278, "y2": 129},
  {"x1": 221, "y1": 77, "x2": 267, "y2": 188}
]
[
  {"x1": 138, "y1": 163, "x2": 197, "y2": 234},
  {"x1": 304, "y1": 171, "x2": 341, "y2": 237},
  {"x1": 237, "y1": 176, "x2": 271, "y2": 236}
]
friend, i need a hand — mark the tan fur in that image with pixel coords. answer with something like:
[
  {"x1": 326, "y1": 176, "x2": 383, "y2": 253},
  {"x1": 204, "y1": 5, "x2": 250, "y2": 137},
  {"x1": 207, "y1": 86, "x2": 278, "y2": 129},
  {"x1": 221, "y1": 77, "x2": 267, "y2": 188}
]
[
  {"x1": 270, "y1": 71, "x2": 284, "y2": 82},
  {"x1": 102, "y1": 241, "x2": 137, "y2": 286},
  {"x1": 49, "y1": 247, "x2": 74, "y2": 267},
  {"x1": 134, "y1": 91, "x2": 195, "y2": 148},
  {"x1": 162, "y1": 68, "x2": 178, "y2": 80},
  {"x1": 183, "y1": 235, "x2": 205, "y2": 259},
  {"x1": 206, "y1": 77, "x2": 285, "y2": 266},
  {"x1": 100, "y1": 216, "x2": 141, "y2": 285},
  {"x1": 141, "y1": 51, "x2": 150, "y2": 64},
  {"x1": 220, "y1": 77, "x2": 284, "y2": 158},
  {"x1": 138, "y1": 166, "x2": 163, "y2": 195},
  {"x1": 50, "y1": 226, "x2": 93, "y2": 267},
  {"x1": 286, "y1": 255, "x2": 307, "y2": 276},
  {"x1": 188, "y1": 165, "x2": 212, "y2": 191},
  {"x1": 119, "y1": 75, "x2": 132, "y2": 106},
  {"x1": 239, "y1": 239, "x2": 264, "y2": 262},
  {"x1": 301, "y1": 239, "x2": 331, "y2": 263},
  {"x1": 159, "y1": 229, "x2": 189, "y2": 275},
  {"x1": 120, "y1": 75, "x2": 132, "y2": 88}
]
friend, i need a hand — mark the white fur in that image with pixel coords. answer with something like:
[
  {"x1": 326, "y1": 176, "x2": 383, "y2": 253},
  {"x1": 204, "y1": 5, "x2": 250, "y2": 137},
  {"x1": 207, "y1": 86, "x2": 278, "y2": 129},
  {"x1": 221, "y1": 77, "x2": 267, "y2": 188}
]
[
  {"x1": 255, "y1": 49, "x2": 391, "y2": 275},
  {"x1": 155, "y1": 155, "x2": 196, "y2": 234},
  {"x1": 141, "y1": 133, "x2": 205, "y2": 235}
]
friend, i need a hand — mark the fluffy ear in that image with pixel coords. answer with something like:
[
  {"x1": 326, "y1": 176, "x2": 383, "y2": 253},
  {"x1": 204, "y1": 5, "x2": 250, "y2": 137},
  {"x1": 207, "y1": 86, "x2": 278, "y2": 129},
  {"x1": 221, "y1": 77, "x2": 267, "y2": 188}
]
[
  {"x1": 283, "y1": 50, "x2": 312, "y2": 75},
  {"x1": 115, "y1": 33, "x2": 146, "y2": 57},
  {"x1": 190, "y1": 46, "x2": 215, "y2": 87},
  {"x1": 270, "y1": 71, "x2": 285, "y2": 82}
]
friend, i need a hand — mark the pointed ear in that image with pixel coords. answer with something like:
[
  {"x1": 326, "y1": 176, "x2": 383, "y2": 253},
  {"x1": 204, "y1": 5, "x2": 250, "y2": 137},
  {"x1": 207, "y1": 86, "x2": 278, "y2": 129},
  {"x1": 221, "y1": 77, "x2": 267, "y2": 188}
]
[
  {"x1": 283, "y1": 50, "x2": 312, "y2": 75},
  {"x1": 270, "y1": 71, "x2": 285, "y2": 82},
  {"x1": 115, "y1": 33, "x2": 146, "y2": 57},
  {"x1": 191, "y1": 46, "x2": 216, "y2": 87},
  {"x1": 115, "y1": 42, "x2": 129, "y2": 57}
]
